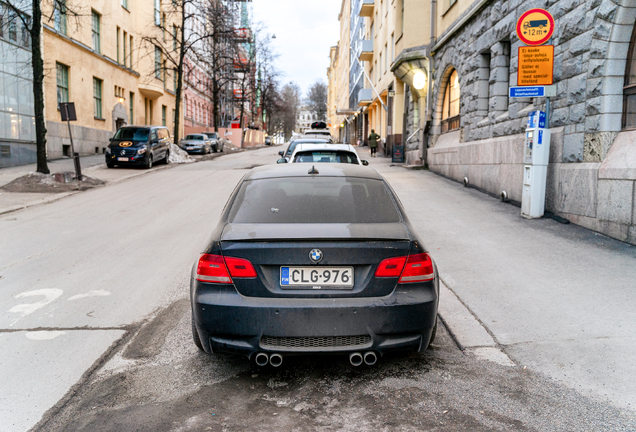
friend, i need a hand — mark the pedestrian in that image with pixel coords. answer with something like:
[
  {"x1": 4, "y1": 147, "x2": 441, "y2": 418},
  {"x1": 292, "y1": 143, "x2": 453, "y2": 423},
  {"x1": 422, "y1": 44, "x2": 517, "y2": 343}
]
[{"x1": 368, "y1": 129, "x2": 380, "y2": 157}]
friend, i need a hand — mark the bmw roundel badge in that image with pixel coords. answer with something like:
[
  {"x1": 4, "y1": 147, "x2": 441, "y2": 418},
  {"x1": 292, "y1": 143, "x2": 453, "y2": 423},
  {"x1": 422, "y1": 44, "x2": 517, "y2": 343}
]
[{"x1": 309, "y1": 249, "x2": 323, "y2": 263}]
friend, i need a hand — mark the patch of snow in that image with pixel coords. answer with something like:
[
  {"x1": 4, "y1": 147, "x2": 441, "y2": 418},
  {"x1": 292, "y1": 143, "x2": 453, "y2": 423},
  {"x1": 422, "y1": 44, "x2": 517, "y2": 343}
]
[{"x1": 169, "y1": 143, "x2": 195, "y2": 164}]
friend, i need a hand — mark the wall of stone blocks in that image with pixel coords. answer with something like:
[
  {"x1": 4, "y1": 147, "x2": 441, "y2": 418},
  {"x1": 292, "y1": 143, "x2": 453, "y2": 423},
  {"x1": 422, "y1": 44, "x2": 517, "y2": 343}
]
[
  {"x1": 423, "y1": 0, "x2": 636, "y2": 245},
  {"x1": 46, "y1": 121, "x2": 114, "y2": 160}
]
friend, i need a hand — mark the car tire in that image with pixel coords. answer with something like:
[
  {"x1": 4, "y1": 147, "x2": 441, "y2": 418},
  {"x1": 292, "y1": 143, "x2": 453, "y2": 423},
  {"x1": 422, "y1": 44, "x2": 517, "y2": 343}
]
[
  {"x1": 220, "y1": 145, "x2": 224, "y2": 152},
  {"x1": 106, "y1": 162, "x2": 115, "y2": 169},
  {"x1": 192, "y1": 315, "x2": 204, "y2": 351},
  {"x1": 145, "y1": 155, "x2": 153, "y2": 169},
  {"x1": 213, "y1": 145, "x2": 218, "y2": 153},
  {"x1": 164, "y1": 150, "x2": 170, "y2": 164}
]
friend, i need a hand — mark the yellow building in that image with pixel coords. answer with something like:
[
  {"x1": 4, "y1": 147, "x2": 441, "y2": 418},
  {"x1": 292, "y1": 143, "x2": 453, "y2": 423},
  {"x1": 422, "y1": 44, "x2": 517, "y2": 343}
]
[{"x1": 42, "y1": 0, "x2": 183, "y2": 159}]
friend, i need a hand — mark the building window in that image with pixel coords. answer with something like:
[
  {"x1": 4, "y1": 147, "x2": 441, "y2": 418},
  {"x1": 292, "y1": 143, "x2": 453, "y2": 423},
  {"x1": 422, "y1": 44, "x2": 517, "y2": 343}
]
[
  {"x1": 154, "y1": 0, "x2": 161, "y2": 26},
  {"x1": 623, "y1": 24, "x2": 636, "y2": 129},
  {"x1": 56, "y1": 62, "x2": 69, "y2": 107},
  {"x1": 129, "y1": 35, "x2": 133, "y2": 68},
  {"x1": 163, "y1": 60, "x2": 167, "y2": 85},
  {"x1": 116, "y1": 27, "x2": 120, "y2": 63},
  {"x1": 123, "y1": 31, "x2": 127, "y2": 67},
  {"x1": 8, "y1": 9, "x2": 16, "y2": 41},
  {"x1": 173, "y1": 25, "x2": 177, "y2": 51},
  {"x1": 162, "y1": 13, "x2": 166, "y2": 40},
  {"x1": 54, "y1": 0, "x2": 67, "y2": 35},
  {"x1": 173, "y1": 67, "x2": 177, "y2": 91},
  {"x1": 441, "y1": 69, "x2": 460, "y2": 133},
  {"x1": 121, "y1": 0, "x2": 128, "y2": 9},
  {"x1": 129, "y1": 91, "x2": 134, "y2": 122},
  {"x1": 0, "y1": 5, "x2": 4, "y2": 39},
  {"x1": 162, "y1": 105, "x2": 167, "y2": 126},
  {"x1": 93, "y1": 77, "x2": 103, "y2": 118},
  {"x1": 91, "y1": 10, "x2": 101, "y2": 53},
  {"x1": 155, "y1": 46, "x2": 162, "y2": 79}
]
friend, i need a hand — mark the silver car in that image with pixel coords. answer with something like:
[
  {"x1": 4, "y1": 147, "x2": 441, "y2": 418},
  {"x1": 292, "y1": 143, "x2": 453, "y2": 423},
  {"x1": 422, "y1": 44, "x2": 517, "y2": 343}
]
[
  {"x1": 181, "y1": 134, "x2": 212, "y2": 154},
  {"x1": 203, "y1": 132, "x2": 225, "y2": 152}
]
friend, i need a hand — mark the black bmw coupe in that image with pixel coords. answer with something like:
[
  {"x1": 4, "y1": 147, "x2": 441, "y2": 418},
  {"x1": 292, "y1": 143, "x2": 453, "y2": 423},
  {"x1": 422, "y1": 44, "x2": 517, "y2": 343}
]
[{"x1": 190, "y1": 163, "x2": 439, "y2": 367}]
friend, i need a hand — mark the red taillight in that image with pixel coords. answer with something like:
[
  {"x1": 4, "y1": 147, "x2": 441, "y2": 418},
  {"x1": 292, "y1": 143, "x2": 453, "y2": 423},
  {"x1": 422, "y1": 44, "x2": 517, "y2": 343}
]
[
  {"x1": 196, "y1": 254, "x2": 232, "y2": 283},
  {"x1": 196, "y1": 254, "x2": 257, "y2": 283},
  {"x1": 375, "y1": 256, "x2": 407, "y2": 278},
  {"x1": 224, "y1": 256, "x2": 257, "y2": 278},
  {"x1": 398, "y1": 253, "x2": 434, "y2": 283}
]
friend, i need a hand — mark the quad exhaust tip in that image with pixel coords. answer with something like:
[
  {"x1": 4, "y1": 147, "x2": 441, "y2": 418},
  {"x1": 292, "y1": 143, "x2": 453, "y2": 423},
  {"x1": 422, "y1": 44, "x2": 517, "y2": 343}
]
[
  {"x1": 255, "y1": 352, "x2": 269, "y2": 367},
  {"x1": 349, "y1": 352, "x2": 363, "y2": 366},
  {"x1": 363, "y1": 351, "x2": 377, "y2": 366},
  {"x1": 269, "y1": 353, "x2": 283, "y2": 367}
]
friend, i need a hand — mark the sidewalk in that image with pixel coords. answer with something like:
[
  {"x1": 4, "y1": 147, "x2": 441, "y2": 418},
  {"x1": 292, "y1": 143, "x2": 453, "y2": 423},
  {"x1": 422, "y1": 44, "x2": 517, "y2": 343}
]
[
  {"x1": 0, "y1": 155, "x2": 171, "y2": 215},
  {"x1": 359, "y1": 146, "x2": 636, "y2": 412}
]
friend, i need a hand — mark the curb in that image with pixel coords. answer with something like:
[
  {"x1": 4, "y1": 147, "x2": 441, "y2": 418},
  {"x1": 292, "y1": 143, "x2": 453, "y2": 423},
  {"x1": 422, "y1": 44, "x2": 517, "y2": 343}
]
[{"x1": 438, "y1": 279, "x2": 515, "y2": 367}]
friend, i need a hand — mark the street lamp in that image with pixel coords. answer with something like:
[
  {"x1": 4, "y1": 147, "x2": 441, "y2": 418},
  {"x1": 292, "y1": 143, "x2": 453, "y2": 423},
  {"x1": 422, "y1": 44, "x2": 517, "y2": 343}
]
[{"x1": 413, "y1": 71, "x2": 426, "y2": 90}]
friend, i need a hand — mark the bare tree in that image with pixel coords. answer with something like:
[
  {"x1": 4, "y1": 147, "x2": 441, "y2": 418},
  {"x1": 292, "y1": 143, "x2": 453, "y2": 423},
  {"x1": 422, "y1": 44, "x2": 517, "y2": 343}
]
[
  {"x1": 306, "y1": 81, "x2": 327, "y2": 122},
  {"x1": 279, "y1": 82, "x2": 301, "y2": 140},
  {"x1": 141, "y1": 0, "x2": 218, "y2": 143}
]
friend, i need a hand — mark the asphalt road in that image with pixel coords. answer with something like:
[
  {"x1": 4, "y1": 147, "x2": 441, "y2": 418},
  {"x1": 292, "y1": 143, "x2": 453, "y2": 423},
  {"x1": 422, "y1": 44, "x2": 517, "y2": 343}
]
[{"x1": 1, "y1": 145, "x2": 635, "y2": 431}]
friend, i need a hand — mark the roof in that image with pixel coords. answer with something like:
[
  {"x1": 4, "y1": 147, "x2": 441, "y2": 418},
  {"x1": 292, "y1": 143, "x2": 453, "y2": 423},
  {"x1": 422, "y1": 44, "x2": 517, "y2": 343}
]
[
  {"x1": 292, "y1": 143, "x2": 356, "y2": 153},
  {"x1": 245, "y1": 163, "x2": 383, "y2": 181}
]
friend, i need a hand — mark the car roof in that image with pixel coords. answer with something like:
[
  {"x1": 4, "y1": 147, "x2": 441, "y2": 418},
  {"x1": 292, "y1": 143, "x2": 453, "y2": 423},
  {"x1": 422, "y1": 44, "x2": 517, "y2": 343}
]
[
  {"x1": 122, "y1": 125, "x2": 166, "y2": 129},
  {"x1": 293, "y1": 143, "x2": 356, "y2": 153},
  {"x1": 292, "y1": 138, "x2": 330, "y2": 143},
  {"x1": 245, "y1": 163, "x2": 382, "y2": 181}
]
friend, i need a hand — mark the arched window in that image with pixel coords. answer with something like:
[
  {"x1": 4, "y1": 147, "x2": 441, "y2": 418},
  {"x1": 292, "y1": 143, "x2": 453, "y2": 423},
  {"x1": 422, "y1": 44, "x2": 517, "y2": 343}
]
[
  {"x1": 623, "y1": 24, "x2": 636, "y2": 129},
  {"x1": 441, "y1": 69, "x2": 460, "y2": 133}
]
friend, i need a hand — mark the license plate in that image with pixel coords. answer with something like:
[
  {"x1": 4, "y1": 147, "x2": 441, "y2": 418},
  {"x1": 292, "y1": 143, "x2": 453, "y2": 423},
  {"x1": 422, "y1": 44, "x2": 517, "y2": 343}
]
[
  {"x1": 280, "y1": 266, "x2": 354, "y2": 289},
  {"x1": 186, "y1": 147, "x2": 195, "y2": 150},
  {"x1": 117, "y1": 157, "x2": 129, "y2": 161}
]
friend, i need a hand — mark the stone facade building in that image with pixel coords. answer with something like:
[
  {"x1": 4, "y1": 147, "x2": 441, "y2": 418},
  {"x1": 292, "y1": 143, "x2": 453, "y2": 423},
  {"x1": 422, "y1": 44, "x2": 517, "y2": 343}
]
[{"x1": 427, "y1": 0, "x2": 636, "y2": 245}]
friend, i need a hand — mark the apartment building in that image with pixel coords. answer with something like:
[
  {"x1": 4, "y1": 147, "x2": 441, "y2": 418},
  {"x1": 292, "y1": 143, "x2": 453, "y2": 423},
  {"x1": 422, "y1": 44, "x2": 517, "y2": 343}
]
[
  {"x1": 330, "y1": 0, "x2": 636, "y2": 245},
  {"x1": 42, "y1": 0, "x2": 182, "y2": 159}
]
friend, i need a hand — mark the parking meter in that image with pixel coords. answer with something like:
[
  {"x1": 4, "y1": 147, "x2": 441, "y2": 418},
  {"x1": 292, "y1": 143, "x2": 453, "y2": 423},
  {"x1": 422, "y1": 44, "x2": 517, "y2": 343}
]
[{"x1": 521, "y1": 111, "x2": 551, "y2": 218}]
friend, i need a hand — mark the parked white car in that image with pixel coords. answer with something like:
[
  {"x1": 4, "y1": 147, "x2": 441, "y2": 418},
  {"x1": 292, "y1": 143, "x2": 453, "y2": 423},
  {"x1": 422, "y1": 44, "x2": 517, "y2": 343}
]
[{"x1": 285, "y1": 143, "x2": 368, "y2": 166}]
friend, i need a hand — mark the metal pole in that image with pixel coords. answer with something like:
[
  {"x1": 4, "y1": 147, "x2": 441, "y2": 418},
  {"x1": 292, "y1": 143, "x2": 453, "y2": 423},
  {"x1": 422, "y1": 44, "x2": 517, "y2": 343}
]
[
  {"x1": 545, "y1": 96, "x2": 550, "y2": 129},
  {"x1": 65, "y1": 105, "x2": 81, "y2": 181}
]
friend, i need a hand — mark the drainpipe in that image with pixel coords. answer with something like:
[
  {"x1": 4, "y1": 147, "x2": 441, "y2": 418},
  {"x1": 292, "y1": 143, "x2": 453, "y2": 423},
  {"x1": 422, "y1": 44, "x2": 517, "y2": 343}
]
[{"x1": 422, "y1": 0, "x2": 436, "y2": 168}]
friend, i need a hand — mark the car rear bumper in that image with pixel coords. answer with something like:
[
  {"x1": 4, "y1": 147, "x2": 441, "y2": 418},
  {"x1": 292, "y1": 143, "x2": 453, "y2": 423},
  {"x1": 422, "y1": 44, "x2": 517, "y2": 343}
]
[{"x1": 192, "y1": 280, "x2": 438, "y2": 359}]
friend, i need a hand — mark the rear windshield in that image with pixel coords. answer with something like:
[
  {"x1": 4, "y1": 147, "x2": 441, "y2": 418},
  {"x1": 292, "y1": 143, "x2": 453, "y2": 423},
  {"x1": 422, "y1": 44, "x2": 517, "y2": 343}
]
[
  {"x1": 286, "y1": 140, "x2": 328, "y2": 155},
  {"x1": 205, "y1": 133, "x2": 218, "y2": 139},
  {"x1": 185, "y1": 135, "x2": 204, "y2": 140},
  {"x1": 113, "y1": 128, "x2": 150, "y2": 142},
  {"x1": 294, "y1": 151, "x2": 359, "y2": 164},
  {"x1": 228, "y1": 177, "x2": 401, "y2": 224}
]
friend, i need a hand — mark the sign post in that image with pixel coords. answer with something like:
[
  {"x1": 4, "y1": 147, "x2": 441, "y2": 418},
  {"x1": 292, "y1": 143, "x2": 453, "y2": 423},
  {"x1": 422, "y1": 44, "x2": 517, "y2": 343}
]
[
  {"x1": 59, "y1": 102, "x2": 82, "y2": 181},
  {"x1": 514, "y1": 9, "x2": 556, "y2": 219}
]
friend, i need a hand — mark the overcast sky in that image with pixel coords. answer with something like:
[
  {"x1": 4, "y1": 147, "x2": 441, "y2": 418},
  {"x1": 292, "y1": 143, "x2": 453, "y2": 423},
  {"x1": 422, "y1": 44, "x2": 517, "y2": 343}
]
[{"x1": 252, "y1": 0, "x2": 342, "y2": 99}]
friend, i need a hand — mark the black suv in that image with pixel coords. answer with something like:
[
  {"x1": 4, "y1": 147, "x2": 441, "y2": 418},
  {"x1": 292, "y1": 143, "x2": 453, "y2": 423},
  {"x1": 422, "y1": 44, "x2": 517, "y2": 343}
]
[{"x1": 106, "y1": 126, "x2": 172, "y2": 169}]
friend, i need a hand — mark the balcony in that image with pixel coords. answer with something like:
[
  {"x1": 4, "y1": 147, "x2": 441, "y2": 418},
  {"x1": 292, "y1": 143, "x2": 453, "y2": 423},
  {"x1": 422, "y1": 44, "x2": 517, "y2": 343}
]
[
  {"x1": 357, "y1": 88, "x2": 372, "y2": 107},
  {"x1": 359, "y1": 0, "x2": 374, "y2": 17},
  {"x1": 358, "y1": 39, "x2": 373, "y2": 62},
  {"x1": 234, "y1": 28, "x2": 252, "y2": 42}
]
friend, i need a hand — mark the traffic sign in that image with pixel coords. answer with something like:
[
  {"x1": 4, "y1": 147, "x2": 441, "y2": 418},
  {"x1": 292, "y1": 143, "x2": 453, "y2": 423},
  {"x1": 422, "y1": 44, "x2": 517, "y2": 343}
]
[
  {"x1": 509, "y1": 85, "x2": 556, "y2": 98},
  {"x1": 516, "y1": 9, "x2": 554, "y2": 46},
  {"x1": 518, "y1": 45, "x2": 554, "y2": 85}
]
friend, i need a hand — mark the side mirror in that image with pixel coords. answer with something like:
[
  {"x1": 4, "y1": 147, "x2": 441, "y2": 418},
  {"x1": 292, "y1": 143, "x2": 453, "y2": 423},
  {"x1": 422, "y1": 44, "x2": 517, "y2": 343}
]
[
  {"x1": 278, "y1": 151, "x2": 284, "y2": 156},
  {"x1": 108, "y1": 137, "x2": 113, "y2": 141},
  {"x1": 361, "y1": 160, "x2": 369, "y2": 166},
  {"x1": 277, "y1": 158, "x2": 287, "y2": 164}
]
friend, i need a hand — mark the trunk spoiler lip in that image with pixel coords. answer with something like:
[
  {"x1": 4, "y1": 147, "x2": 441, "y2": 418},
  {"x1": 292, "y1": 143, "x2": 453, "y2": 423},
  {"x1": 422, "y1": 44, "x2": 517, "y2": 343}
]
[{"x1": 220, "y1": 222, "x2": 412, "y2": 242}]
